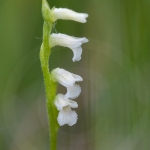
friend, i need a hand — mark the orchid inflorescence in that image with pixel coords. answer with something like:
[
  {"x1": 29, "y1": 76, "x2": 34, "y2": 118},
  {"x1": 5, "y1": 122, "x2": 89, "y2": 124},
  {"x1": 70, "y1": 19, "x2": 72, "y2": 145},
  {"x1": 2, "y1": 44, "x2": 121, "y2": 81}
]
[
  {"x1": 52, "y1": 68, "x2": 83, "y2": 126},
  {"x1": 40, "y1": 0, "x2": 88, "y2": 149},
  {"x1": 50, "y1": 8, "x2": 88, "y2": 126}
]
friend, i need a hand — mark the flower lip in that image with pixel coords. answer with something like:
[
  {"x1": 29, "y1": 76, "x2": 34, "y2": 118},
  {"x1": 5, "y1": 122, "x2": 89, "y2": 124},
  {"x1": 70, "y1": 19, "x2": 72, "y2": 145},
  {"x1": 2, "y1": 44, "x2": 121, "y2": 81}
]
[
  {"x1": 52, "y1": 8, "x2": 88, "y2": 23},
  {"x1": 50, "y1": 33, "x2": 88, "y2": 62},
  {"x1": 51, "y1": 68, "x2": 83, "y2": 87},
  {"x1": 57, "y1": 106, "x2": 78, "y2": 126}
]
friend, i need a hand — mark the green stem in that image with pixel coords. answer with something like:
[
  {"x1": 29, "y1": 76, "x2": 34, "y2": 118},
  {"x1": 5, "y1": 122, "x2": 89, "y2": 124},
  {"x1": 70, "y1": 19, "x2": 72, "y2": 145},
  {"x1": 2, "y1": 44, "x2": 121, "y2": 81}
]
[{"x1": 40, "y1": 12, "x2": 59, "y2": 150}]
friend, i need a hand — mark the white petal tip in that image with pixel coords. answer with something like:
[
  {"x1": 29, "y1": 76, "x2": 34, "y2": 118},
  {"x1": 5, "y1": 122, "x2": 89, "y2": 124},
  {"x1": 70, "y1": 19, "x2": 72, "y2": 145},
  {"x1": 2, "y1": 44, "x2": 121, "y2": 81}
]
[
  {"x1": 85, "y1": 14, "x2": 89, "y2": 18},
  {"x1": 78, "y1": 13, "x2": 88, "y2": 23},
  {"x1": 72, "y1": 57, "x2": 81, "y2": 62},
  {"x1": 83, "y1": 38, "x2": 89, "y2": 43},
  {"x1": 78, "y1": 76, "x2": 83, "y2": 81}
]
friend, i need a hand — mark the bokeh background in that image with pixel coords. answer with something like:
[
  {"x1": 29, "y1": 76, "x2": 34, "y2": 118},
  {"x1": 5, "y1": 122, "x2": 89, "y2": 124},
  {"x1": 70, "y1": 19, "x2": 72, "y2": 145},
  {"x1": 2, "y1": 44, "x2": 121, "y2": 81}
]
[{"x1": 1, "y1": 0, "x2": 150, "y2": 150}]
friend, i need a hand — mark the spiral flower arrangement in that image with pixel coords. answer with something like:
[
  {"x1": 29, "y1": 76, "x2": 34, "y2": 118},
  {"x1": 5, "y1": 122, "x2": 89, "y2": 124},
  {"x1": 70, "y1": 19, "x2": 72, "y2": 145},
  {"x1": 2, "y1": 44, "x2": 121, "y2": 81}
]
[{"x1": 40, "y1": 0, "x2": 88, "y2": 149}]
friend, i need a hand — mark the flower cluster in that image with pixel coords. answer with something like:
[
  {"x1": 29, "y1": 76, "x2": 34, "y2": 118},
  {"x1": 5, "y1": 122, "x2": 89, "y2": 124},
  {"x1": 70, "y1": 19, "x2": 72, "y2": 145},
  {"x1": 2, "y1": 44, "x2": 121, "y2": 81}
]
[{"x1": 50, "y1": 8, "x2": 88, "y2": 126}]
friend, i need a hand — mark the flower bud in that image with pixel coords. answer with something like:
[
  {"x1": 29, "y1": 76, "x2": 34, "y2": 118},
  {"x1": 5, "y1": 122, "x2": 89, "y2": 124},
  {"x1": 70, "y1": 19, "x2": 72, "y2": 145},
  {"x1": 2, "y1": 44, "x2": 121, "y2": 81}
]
[{"x1": 42, "y1": 0, "x2": 52, "y2": 22}]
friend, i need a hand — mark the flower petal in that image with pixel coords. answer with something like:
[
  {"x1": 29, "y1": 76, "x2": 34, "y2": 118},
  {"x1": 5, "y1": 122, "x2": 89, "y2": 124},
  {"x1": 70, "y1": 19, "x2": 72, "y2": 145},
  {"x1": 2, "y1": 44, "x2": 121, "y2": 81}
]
[
  {"x1": 54, "y1": 94, "x2": 69, "y2": 110},
  {"x1": 52, "y1": 68, "x2": 83, "y2": 87},
  {"x1": 65, "y1": 84, "x2": 81, "y2": 99},
  {"x1": 50, "y1": 33, "x2": 88, "y2": 62},
  {"x1": 52, "y1": 8, "x2": 88, "y2": 23},
  {"x1": 72, "y1": 47, "x2": 82, "y2": 62},
  {"x1": 57, "y1": 106, "x2": 78, "y2": 126},
  {"x1": 71, "y1": 73, "x2": 83, "y2": 82},
  {"x1": 55, "y1": 94, "x2": 78, "y2": 110}
]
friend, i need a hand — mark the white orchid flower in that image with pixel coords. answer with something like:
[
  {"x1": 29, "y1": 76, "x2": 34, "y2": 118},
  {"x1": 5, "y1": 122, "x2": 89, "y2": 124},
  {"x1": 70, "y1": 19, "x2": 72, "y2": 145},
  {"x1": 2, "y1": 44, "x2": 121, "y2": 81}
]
[
  {"x1": 51, "y1": 68, "x2": 83, "y2": 87},
  {"x1": 57, "y1": 106, "x2": 78, "y2": 126},
  {"x1": 52, "y1": 8, "x2": 88, "y2": 23},
  {"x1": 54, "y1": 94, "x2": 78, "y2": 111},
  {"x1": 54, "y1": 94, "x2": 78, "y2": 126},
  {"x1": 50, "y1": 33, "x2": 88, "y2": 61}
]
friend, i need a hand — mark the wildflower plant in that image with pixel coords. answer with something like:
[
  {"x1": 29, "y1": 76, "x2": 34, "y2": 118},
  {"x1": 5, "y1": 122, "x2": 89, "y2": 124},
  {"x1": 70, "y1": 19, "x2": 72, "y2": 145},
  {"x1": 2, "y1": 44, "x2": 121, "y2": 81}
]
[{"x1": 40, "y1": 0, "x2": 88, "y2": 149}]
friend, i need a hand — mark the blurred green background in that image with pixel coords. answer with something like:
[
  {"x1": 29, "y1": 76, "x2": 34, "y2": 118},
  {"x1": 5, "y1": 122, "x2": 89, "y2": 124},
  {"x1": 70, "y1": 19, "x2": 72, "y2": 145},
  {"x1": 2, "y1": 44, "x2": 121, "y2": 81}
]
[{"x1": 0, "y1": 0, "x2": 150, "y2": 150}]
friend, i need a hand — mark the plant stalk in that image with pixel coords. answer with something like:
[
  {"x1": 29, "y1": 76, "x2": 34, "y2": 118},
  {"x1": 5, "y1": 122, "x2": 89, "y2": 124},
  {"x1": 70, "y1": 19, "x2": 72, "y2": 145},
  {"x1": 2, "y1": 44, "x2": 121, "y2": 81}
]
[{"x1": 40, "y1": 16, "x2": 59, "y2": 150}]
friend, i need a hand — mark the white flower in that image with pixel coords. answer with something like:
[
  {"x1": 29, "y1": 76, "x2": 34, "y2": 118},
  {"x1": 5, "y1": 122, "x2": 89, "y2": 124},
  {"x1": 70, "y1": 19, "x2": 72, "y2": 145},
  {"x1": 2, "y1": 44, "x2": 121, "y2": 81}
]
[
  {"x1": 52, "y1": 8, "x2": 88, "y2": 23},
  {"x1": 50, "y1": 33, "x2": 88, "y2": 61},
  {"x1": 58, "y1": 106, "x2": 78, "y2": 126},
  {"x1": 54, "y1": 94, "x2": 78, "y2": 126},
  {"x1": 51, "y1": 68, "x2": 83, "y2": 87},
  {"x1": 55, "y1": 94, "x2": 78, "y2": 111}
]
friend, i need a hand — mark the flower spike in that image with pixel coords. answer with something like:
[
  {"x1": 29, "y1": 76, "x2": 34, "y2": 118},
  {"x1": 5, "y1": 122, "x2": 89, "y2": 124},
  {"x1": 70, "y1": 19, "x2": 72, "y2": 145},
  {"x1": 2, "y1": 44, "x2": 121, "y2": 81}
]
[
  {"x1": 52, "y1": 8, "x2": 88, "y2": 23},
  {"x1": 40, "y1": 0, "x2": 89, "y2": 149},
  {"x1": 50, "y1": 33, "x2": 88, "y2": 61}
]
